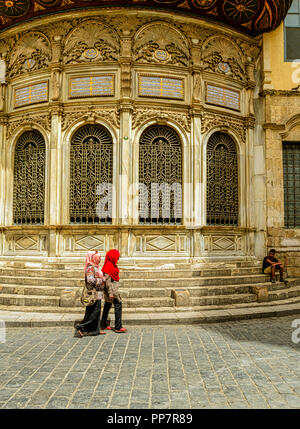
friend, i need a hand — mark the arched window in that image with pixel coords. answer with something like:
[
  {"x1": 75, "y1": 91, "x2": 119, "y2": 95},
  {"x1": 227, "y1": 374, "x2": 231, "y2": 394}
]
[
  {"x1": 206, "y1": 132, "x2": 239, "y2": 226},
  {"x1": 70, "y1": 124, "x2": 113, "y2": 224},
  {"x1": 139, "y1": 125, "x2": 182, "y2": 225},
  {"x1": 13, "y1": 130, "x2": 46, "y2": 224}
]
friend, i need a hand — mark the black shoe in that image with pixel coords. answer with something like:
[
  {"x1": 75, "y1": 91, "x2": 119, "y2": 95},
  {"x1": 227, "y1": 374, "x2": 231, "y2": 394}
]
[{"x1": 280, "y1": 278, "x2": 285, "y2": 283}]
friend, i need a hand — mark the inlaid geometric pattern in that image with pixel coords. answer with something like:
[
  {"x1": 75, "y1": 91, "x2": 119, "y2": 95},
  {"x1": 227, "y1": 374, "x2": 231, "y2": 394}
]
[
  {"x1": 15, "y1": 235, "x2": 39, "y2": 251},
  {"x1": 74, "y1": 235, "x2": 105, "y2": 251},
  {"x1": 145, "y1": 235, "x2": 176, "y2": 252},
  {"x1": 0, "y1": 1, "x2": 291, "y2": 35}
]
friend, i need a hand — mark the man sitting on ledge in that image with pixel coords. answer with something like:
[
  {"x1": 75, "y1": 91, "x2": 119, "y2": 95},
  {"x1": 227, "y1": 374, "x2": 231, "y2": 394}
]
[{"x1": 262, "y1": 249, "x2": 285, "y2": 283}]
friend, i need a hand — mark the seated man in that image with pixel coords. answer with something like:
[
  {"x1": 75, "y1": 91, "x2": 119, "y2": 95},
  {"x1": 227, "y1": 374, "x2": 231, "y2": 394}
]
[{"x1": 262, "y1": 249, "x2": 284, "y2": 283}]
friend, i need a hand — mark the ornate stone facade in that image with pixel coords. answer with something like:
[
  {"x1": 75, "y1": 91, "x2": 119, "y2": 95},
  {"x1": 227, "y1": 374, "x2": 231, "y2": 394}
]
[{"x1": 0, "y1": 6, "x2": 294, "y2": 275}]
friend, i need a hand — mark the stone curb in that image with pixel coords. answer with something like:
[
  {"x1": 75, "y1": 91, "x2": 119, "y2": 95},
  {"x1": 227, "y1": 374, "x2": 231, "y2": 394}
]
[{"x1": 1, "y1": 303, "x2": 300, "y2": 327}]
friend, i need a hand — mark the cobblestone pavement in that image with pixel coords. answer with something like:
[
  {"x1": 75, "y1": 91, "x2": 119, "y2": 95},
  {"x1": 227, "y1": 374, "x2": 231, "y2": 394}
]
[{"x1": 1, "y1": 316, "x2": 300, "y2": 409}]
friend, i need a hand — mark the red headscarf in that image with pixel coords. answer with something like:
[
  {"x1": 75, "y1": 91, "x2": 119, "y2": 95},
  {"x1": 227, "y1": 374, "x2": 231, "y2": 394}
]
[
  {"x1": 101, "y1": 249, "x2": 120, "y2": 281},
  {"x1": 84, "y1": 251, "x2": 101, "y2": 277}
]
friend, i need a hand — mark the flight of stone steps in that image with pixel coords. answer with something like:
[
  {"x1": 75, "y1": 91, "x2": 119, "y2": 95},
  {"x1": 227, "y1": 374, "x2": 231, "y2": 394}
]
[{"x1": 0, "y1": 259, "x2": 299, "y2": 314}]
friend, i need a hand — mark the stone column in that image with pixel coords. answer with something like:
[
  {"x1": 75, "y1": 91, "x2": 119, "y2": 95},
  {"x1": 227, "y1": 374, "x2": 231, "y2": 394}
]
[
  {"x1": 0, "y1": 55, "x2": 7, "y2": 229},
  {"x1": 118, "y1": 34, "x2": 133, "y2": 257},
  {"x1": 0, "y1": 113, "x2": 7, "y2": 228},
  {"x1": 48, "y1": 103, "x2": 63, "y2": 258}
]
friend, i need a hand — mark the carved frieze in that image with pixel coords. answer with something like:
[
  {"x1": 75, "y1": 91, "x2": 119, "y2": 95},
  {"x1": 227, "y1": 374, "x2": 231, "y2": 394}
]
[
  {"x1": 62, "y1": 107, "x2": 120, "y2": 131},
  {"x1": 132, "y1": 107, "x2": 191, "y2": 133},
  {"x1": 7, "y1": 113, "x2": 51, "y2": 139},
  {"x1": 200, "y1": 110, "x2": 247, "y2": 143}
]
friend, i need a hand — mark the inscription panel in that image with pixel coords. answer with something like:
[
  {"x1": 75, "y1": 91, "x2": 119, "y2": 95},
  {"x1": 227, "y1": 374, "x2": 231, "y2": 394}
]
[
  {"x1": 69, "y1": 75, "x2": 115, "y2": 98},
  {"x1": 14, "y1": 82, "x2": 48, "y2": 108},
  {"x1": 206, "y1": 83, "x2": 240, "y2": 111},
  {"x1": 138, "y1": 75, "x2": 184, "y2": 100}
]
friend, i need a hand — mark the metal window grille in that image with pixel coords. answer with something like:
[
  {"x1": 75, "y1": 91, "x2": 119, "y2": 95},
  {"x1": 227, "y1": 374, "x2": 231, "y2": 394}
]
[
  {"x1": 206, "y1": 132, "x2": 239, "y2": 226},
  {"x1": 139, "y1": 125, "x2": 182, "y2": 225},
  {"x1": 13, "y1": 130, "x2": 45, "y2": 224},
  {"x1": 70, "y1": 124, "x2": 113, "y2": 224},
  {"x1": 283, "y1": 142, "x2": 300, "y2": 228}
]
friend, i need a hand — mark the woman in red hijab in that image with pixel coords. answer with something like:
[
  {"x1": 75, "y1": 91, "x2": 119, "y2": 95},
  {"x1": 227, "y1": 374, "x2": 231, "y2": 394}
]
[{"x1": 101, "y1": 249, "x2": 127, "y2": 333}]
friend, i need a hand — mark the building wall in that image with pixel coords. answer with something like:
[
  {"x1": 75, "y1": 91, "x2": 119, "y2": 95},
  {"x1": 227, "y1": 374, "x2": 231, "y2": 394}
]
[
  {"x1": 262, "y1": 17, "x2": 300, "y2": 276},
  {"x1": 0, "y1": 9, "x2": 265, "y2": 265}
]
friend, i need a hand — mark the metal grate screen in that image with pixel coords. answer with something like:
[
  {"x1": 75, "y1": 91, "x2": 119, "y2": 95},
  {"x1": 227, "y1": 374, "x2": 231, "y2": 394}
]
[
  {"x1": 70, "y1": 124, "x2": 113, "y2": 224},
  {"x1": 206, "y1": 132, "x2": 239, "y2": 226},
  {"x1": 13, "y1": 130, "x2": 45, "y2": 224},
  {"x1": 283, "y1": 142, "x2": 300, "y2": 228}
]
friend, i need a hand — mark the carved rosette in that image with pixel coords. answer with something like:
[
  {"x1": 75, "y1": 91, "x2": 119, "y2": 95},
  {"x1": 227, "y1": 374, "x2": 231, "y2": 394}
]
[{"x1": 132, "y1": 107, "x2": 191, "y2": 133}]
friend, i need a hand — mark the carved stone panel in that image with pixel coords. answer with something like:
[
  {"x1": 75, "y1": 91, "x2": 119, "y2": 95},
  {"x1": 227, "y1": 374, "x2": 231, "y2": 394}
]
[
  {"x1": 133, "y1": 233, "x2": 189, "y2": 255},
  {"x1": 202, "y1": 37, "x2": 245, "y2": 82},
  {"x1": 8, "y1": 32, "x2": 51, "y2": 79},
  {"x1": 133, "y1": 22, "x2": 189, "y2": 67},
  {"x1": 63, "y1": 20, "x2": 119, "y2": 65},
  {"x1": 4, "y1": 233, "x2": 48, "y2": 254}
]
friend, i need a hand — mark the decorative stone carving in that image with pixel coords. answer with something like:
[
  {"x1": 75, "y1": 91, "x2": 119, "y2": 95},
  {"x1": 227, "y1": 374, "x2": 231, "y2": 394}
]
[
  {"x1": 202, "y1": 36, "x2": 245, "y2": 81},
  {"x1": 133, "y1": 22, "x2": 189, "y2": 67},
  {"x1": 132, "y1": 107, "x2": 191, "y2": 132},
  {"x1": 63, "y1": 20, "x2": 119, "y2": 65},
  {"x1": 7, "y1": 113, "x2": 51, "y2": 139},
  {"x1": 8, "y1": 32, "x2": 51, "y2": 78},
  {"x1": 62, "y1": 108, "x2": 120, "y2": 131},
  {"x1": 200, "y1": 110, "x2": 246, "y2": 142}
]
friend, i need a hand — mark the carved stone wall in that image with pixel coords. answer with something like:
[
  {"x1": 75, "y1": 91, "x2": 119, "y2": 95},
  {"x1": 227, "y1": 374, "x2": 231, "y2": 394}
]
[{"x1": 0, "y1": 9, "x2": 264, "y2": 263}]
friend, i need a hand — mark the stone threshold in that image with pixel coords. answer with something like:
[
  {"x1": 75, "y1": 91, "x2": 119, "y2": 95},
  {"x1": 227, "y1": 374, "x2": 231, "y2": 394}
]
[{"x1": 1, "y1": 302, "x2": 300, "y2": 327}]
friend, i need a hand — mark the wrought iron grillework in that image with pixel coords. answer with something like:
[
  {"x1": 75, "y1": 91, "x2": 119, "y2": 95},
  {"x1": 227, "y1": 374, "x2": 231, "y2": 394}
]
[
  {"x1": 207, "y1": 132, "x2": 239, "y2": 226},
  {"x1": 139, "y1": 125, "x2": 182, "y2": 225},
  {"x1": 283, "y1": 142, "x2": 300, "y2": 229},
  {"x1": 70, "y1": 124, "x2": 113, "y2": 224},
  {"x1": 13, "y1": 130, "x2": 46, "y2": 224}
]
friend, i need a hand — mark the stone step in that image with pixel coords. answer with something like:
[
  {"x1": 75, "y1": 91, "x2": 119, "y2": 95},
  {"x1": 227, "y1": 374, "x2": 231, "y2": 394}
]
[
  {"x1": 189, "y1": 293, "x2": 257, "y2": 306},
  {"x1": 2, "y1": 283, "x2": 299, "y2": 309},
  {"x1": 0, "y1": 273, "x2": 270, "y2": 288},
  {"x1": 0, "y1": 266, "x2": 263, "y2": 279},
  {"x1": 2, "y1": 292, "x2": 300, "y2": 315},
  {"x1": 0, "y1": 294, "x2": 60, "y2": 307},
  {"x1": 0, "y1": 278, "x2": 297, "y2": 299},
  {"x1": 0, "y1": 280, "x2": 296, "y2": 299},
  {"x1": 269, "y1": 286, "x2": 300, "y2": 301}
]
